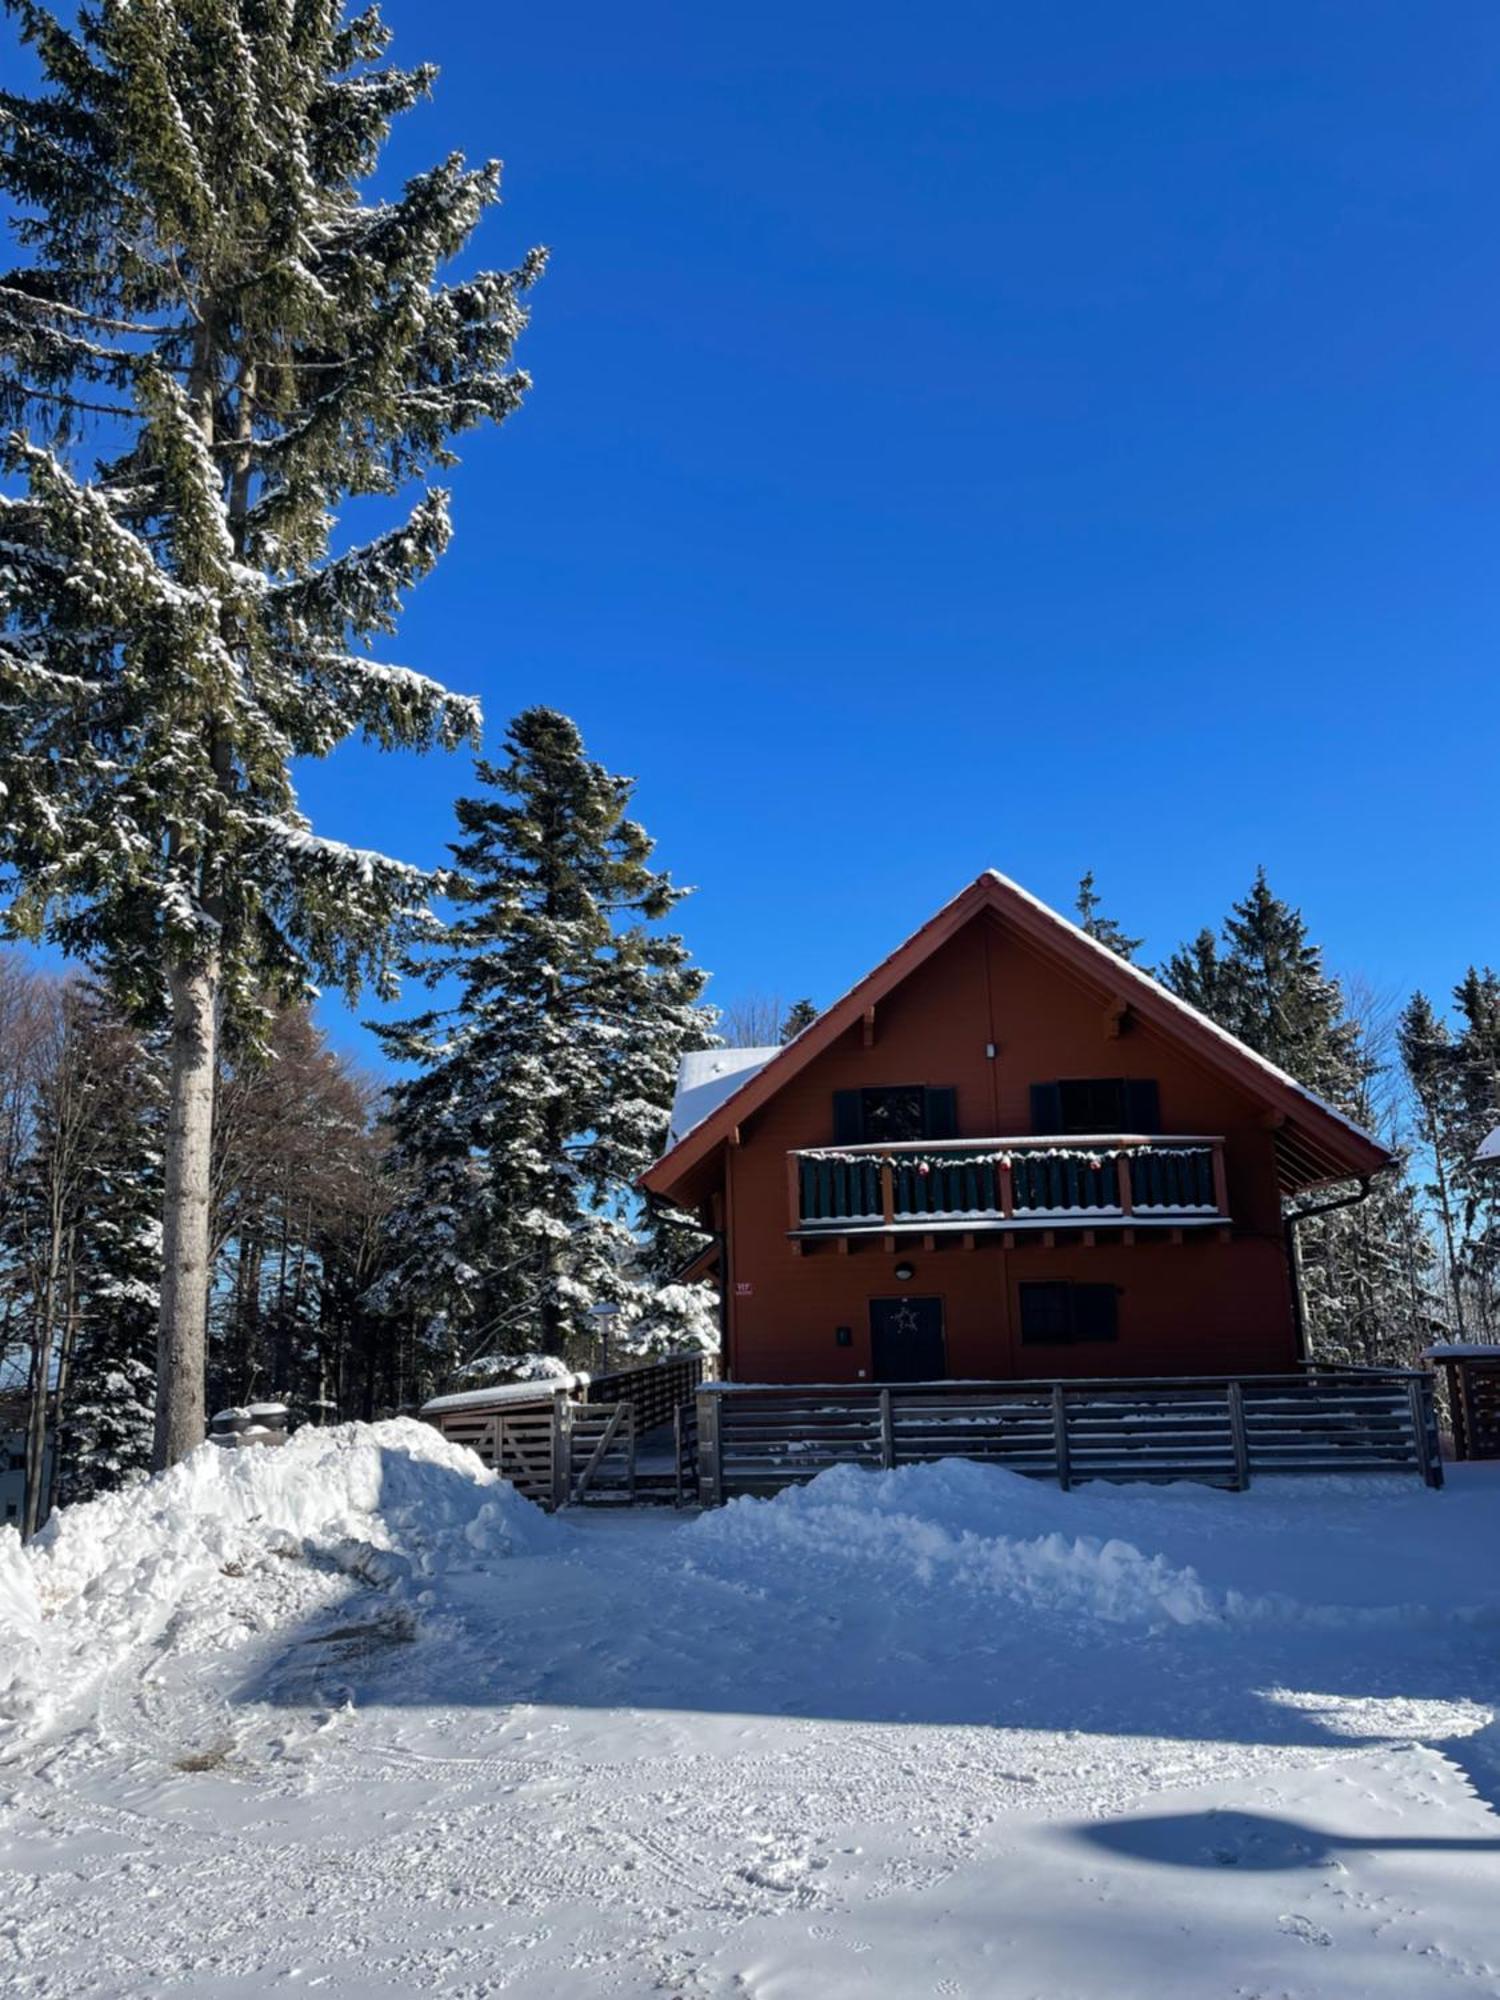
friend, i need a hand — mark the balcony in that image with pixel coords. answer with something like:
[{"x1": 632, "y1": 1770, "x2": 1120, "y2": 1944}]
[{"x1": 790, "y1": 1134, "x2": 1229, "y2": 1239}]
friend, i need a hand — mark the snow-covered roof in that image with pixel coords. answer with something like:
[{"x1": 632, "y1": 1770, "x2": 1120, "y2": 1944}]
[
  {"x1": 1422, "y1": 1343, "x2": 1500, "y2": 1362},
  {"x1": 1477, "y1": 1126, "x2": 1500, "y2": 1164},
  {"x1": 421, "y1": 1377, "x2": 587, "y2": 1415},
  {"x1": 668, "y1": 1047, "x2": 780, "y2": 1146}
]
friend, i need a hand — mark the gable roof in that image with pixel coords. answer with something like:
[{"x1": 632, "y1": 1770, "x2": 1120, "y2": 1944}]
[
  {"x1": 642, "y1": 870, "x2": 1392, "y2": 1201},
  {"x1": 1479, "y1": 1126, "x2": 1500, "y2": 1165}
]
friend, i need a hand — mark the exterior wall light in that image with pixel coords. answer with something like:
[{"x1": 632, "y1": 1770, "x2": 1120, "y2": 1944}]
[{"x1": 894, "y1": 1261, "x2": 916, "y2": 1281}]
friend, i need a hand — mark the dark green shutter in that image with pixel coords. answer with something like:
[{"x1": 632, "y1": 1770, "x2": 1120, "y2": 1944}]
[
  {"x1": 922, "y1": 1086, "x2": 958, "y2": 1139},
  {"x1": 1123, "y1": 1079, "x2": 1160, "y2": 1134},
  {"x1": 832, "y1": 1090, "x2": 864, "y2": 1144},
  {"x1": 1029, "y1": 1082, "x2": 1063, "y2": 1134},
  {"x1": 1072, "y1": 1284, "x2": 1120, "y2": 1342}
]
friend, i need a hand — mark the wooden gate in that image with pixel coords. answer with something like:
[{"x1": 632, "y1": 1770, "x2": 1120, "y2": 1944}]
[{"x1": 422, "y1": 1354, "x2": 707, "y2": 1507}]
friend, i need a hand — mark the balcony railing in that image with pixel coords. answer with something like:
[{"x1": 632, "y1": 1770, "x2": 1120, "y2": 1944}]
[{"x1": 790, "y1": 1134, "x2": 1229, "y2": 1233}]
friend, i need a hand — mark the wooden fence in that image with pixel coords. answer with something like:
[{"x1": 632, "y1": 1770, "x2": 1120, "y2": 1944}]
[
  {"x1": 1427, "y1": 1352, "x2": 1500, "y2": 1460},
  {"x1": 585, "y1": 1351, "x2": 706, "y2": 1434},
  {"x1": 422, "y1": 1350, "x2": 706, "y2": 1507},
  {"x1": 693, "y1": 1370, "x2": 1443, "y2": 1506}
]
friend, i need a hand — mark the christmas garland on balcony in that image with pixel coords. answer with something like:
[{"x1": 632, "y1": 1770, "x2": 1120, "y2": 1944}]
[{"x1": 797, "y1": 1144, "x2": 1212, "y2": 1177}]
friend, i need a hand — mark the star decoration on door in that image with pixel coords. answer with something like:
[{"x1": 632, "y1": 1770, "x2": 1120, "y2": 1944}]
[{"x1": 888, "y1": 1300, "x2": 921, "y2": 1340}]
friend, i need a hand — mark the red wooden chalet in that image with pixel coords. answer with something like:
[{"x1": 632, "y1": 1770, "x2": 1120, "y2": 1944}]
[{"x1": 641, "y1": 871, "x2": 1392, "y2": 1386}]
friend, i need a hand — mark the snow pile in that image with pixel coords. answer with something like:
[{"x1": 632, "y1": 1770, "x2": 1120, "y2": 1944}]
[
  {"x1": 687, "y1": 1460, "x2": 1224, "y2": 1628},
  {"x1": 0, "y1": 1418, "x2": 554, "y2": 1756}
]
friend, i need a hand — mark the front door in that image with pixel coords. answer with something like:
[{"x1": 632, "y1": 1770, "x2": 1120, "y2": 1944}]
[{"x1": 870, "y1": 1296, "x2": 946, "y2": 1382}]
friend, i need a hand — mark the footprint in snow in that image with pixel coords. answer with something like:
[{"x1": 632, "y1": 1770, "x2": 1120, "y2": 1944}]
[{"x1": 1278, "y1": 1914, "x2": 1334, "y2": 1947}]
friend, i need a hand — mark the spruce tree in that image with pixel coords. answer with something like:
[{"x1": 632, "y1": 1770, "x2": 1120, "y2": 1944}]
[
  {"x1": 1074, "y1": 870, "x2": 1143, "y2": 962},
  {"x1": 1163, "y1": 871, "x2": 1429, "y2": 1363},
  {"x1": 56, "y1": 1009, "x2": 164, "y2": 1504},
  {"x1": 1164, "y1": 872, "x2": 1361, "y2": 1103},
  {"x1": 780, "y1": 998, "x2": 818, "y2": 1043},
  {"x1": 0, "y1": 1, "x2": 540, "y2": 1462},
  {"x1": 378, "y1": 709, "x2": 714, "y2": 1380}
]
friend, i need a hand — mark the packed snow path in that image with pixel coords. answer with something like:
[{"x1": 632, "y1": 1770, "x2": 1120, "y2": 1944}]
[{"x1": 1, "y1": 1424, "x2": 1498, "y2": 1998}]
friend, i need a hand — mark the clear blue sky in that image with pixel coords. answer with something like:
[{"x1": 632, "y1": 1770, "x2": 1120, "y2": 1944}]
[{"x1": 92, "y1": 5, "x2": 1500, "y2": 1053}]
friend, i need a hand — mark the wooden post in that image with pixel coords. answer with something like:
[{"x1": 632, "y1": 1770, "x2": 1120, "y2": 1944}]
[
  {"x1": 1116, "y1": 1150, "x2": 1134, "y2": 1216},
  {"x1": 999, "y1": 1157, "x2": 1015, "y2": 1219},
  {"x1": 879, "y1": 1388, "x2": 895, "y2": 1469},
  {"x1": 696, "y1": 1388, "x2": 722, "y2": 1508},
  {"x1": 788, "y1": 1150, "x2": 803, "y2": 1230},
  {"x1": 1226, "y1": 1380, "x2": 1250, "y2": 1490},
  {"x1": 1211, "y1": 1140, "x2": 1230, "y2": 1220},
  {"x1": 881, "y1": 1160, "x2": 896, "y2": 1227},
  {"x1": 1408, "y1": 1377, "x2": 1442, "y2": 1489},
  {"x1": 1443, "y1": 1359, "x2": 1468, "y2": 1460},
  {"x1": 550, "y1": 1390, "x2": 573, "y2": 1510},
  {"x1": 1051, "y1": 1383, "x2": 1072, "y2": 1491}
]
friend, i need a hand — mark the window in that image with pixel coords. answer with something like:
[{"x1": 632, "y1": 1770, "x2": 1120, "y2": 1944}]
[
  {"x1": 1019, "y1": 1281, "x2": 1119, "y2": 1344},
  {"x1": 1030, "y1": 1078, "x2": 1160, "y2": 1136},
  {"x1": 833, "y1": 1086, "x2": 958, "y2": 1145}
]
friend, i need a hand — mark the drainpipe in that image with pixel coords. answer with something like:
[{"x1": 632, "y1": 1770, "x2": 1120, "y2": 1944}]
[{"x1": 1284, "y1": 1175, "x2": 1376, "y2": 1364}]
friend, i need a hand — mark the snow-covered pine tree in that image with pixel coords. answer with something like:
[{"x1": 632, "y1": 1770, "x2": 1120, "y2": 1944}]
[
  {"x1": 0, "y1": 1, "x2": 540, "y2": 1463},
  {"x1": 1162, "y1": 871, "x2": 1427, "y2": 1364},
  {"x1": 377, "y1": 708, "x2": 714, "y2": 1381},
  {"x1": 1074, "y1": 870, "x2": 1143, "y2": 962},
  {"x1": 55, "y1": 1008, "x2": 164, "y2": 1505}
]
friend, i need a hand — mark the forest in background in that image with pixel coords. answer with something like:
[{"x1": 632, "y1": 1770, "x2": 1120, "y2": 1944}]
[{"x1": 3, "y1": 777, "x2": 1498, "y2": 1533}]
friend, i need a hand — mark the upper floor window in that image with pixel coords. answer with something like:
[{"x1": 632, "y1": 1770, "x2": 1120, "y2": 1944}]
[
  {"x1": 1030, "y1": 1077, "x2": 1160, "y2": 1136},
  {"x1": 833, "y1": 1085, "x2": 958, "y2": 1145}
]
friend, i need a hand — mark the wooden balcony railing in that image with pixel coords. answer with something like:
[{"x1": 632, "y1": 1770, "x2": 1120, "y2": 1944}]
[{"x1": 790, "y1": 1134, "x2": 1229, "y2": 1234}]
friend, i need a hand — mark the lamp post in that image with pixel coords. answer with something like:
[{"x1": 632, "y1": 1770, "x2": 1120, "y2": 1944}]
[{"x1": 587, "y1": 1301, "x2": 622, "y2": 1373}]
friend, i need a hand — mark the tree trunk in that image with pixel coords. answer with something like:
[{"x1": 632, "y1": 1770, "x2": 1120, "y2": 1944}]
[
  {"x1": 21, "y1": 1235, "x2": 59, "y2": 1540},
  {"x1": 45, "y1": 1234, "x2": 79, "y2": 1519},
  {"x1": 154, "y1": 956, "x2": 219, "y2": 1469}
]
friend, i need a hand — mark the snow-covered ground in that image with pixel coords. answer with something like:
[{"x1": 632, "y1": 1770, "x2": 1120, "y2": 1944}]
[{"x1": 2, "y1": 1423, "x2": 1498, "y2": 1998}]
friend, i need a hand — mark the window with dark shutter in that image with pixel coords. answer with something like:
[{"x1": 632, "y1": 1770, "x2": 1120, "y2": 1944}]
[
  {"x1": 833, "y1": 1086, "x2": 961, "y2": 1144},
  {"x1": 1019, "y1": 1281, "x2": 1120, "y2": 1344},
  {"x1": 1033, "y1": 1078, "x2": 1161, "y2": 1136},
  {"x1": 1029, "y1": 1082, "x2": 1063, "y2": 1134},
  {"x1": 833, "y1": 1090, "x2": 864, "y2": 1144}
]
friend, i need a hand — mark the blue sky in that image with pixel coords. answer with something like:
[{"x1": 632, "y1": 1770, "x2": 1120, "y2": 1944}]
[
  {"x1": 297, "y1": 0, "x2": 1498, "y2": 1065},
  {"x1": 34, "y1": 2, "x2": 1500, "y2": 1060}
]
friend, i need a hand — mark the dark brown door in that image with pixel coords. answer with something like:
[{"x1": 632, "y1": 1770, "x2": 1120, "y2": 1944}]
[{"x1": 870, "y1": 1297, "x2": 946, "y2": 1382}]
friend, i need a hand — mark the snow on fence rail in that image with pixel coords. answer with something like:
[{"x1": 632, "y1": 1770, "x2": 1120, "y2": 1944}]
[{"x1": 692, "y1": 1370, "x2": 1443, "y2": 1505}]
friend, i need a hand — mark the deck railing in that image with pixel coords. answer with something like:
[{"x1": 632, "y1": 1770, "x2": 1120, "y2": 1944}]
[
  {"x1": 694, "y1": 1369, "x2": 1443, "y2": 1503},
  {"x1": 791, "y1": 1134, "x2": 1228, "y2": 1233}
]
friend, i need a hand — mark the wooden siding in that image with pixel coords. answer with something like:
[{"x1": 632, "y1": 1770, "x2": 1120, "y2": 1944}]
[{"x1": 715, "y1": 910, "x2": 1302, "y2": 1384}]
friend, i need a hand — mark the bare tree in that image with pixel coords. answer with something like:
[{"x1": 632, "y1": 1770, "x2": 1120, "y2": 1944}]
[{"x1": 718, "y1": 995, "x2": 790, "y2": 1047}]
